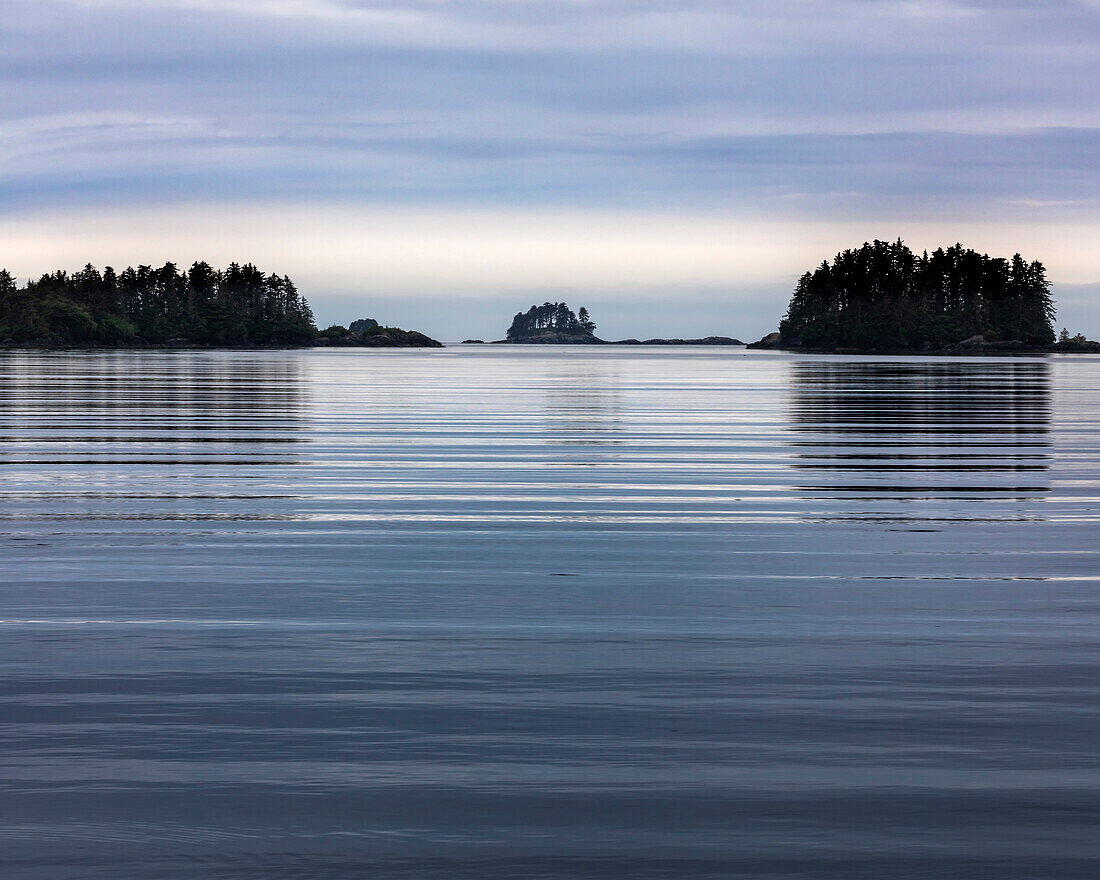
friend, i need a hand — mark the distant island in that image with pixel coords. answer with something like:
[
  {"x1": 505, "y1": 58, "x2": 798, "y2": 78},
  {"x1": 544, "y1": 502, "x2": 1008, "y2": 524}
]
[
  {"x1": 747, "y1": 240, "x2": 1099, "y2": 353},
  {"x1": 503, "y1": 302, "x2": 599, "y2": 343},
  {"x1": 492, "y1": 301, "x2": 742, "y2": 345},
  {"x1": 317, "y1": 318, "x2": 442, "y2": 348},
  {"x1": 614, "y1": 336, "x2": 744, "y2": 346},
  {"x1": 0, "y1": 263, "x2": 441, "y2": 348}
]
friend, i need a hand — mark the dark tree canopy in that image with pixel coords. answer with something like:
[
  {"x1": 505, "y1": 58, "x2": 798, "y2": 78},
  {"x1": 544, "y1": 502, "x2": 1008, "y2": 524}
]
[
  {"x1": 778, "y1": 240, "x2": 1056, "y2": 349},
  {"x1": 0, "y1": 262, "x2": 316, "y2": 345},
  {"x1": 507, "y1": 302, "x2": 595, "y2": 340}
]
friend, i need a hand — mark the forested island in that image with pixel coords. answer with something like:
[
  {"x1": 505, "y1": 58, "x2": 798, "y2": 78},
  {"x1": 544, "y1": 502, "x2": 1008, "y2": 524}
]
[
  {"x1": 317, "y1": 317, "x2": 442, "y2": 348},
  {"x1": 0, "y1": 263, "x2": 440, "y2": 347},
  {"x1": 504, "y1": 302, "x2": 598, "y2": 343},
  {"x1": 495, "y1": 302, "x2": 742, "y2": 345},
  {"x1": 748, "y1": 240, "x2": 1098, "y2": 353}
]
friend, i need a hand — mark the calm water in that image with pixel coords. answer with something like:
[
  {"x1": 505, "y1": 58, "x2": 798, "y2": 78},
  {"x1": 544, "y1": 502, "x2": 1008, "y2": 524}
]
[{"x1": 1, "y1": 346, "x2": 1098, "y2": 879}]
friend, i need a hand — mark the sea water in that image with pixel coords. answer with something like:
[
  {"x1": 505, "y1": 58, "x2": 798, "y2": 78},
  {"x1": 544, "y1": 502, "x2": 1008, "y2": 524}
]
[{"x1": 1, "y1": 346, "x2": 1098, "y2": 878}]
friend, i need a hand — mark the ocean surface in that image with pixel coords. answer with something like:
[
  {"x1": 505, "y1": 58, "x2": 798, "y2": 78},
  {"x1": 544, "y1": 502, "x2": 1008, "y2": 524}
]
[{"x1": 1, "y1": 345, "x2": 1098, "y2": 879}]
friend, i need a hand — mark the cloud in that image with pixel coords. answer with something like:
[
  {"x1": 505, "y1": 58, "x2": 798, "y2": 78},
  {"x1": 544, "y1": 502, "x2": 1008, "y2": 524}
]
[{"x1": 2, "y1": 0, "x2": 1099, "y2": 329}]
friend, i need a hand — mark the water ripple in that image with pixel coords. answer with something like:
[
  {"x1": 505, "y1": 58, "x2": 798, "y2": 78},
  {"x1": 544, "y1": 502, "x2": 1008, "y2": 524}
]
[{"x1": 1, "y1": 348, "x2": 1099, "y2": 878}]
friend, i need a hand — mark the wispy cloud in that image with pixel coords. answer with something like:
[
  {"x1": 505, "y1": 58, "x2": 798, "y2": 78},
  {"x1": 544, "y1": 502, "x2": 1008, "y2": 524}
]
[{"x1": 2, "y1": 0, "x2": 1099, "y2": 328}]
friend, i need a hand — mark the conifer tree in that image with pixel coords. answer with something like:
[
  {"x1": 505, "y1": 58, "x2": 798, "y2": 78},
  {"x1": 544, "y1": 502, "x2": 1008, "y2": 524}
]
[
  {"x1": 779, "y1": 240, "x2": 1056, "y2": 349},
  {"x1": 0, "y1": 262, "x2": 318, "y2": 345}
]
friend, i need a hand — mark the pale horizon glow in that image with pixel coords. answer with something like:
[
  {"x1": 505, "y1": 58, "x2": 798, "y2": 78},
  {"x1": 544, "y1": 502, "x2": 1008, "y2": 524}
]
[{"x1": 4, "y1": 203, "x2": 1098, "y2": 339}]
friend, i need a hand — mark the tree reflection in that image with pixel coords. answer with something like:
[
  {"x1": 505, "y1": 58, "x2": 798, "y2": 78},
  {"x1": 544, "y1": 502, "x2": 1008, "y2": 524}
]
[{"x1": 787, "y1": 359, "x2": 1051, "y2": 504}]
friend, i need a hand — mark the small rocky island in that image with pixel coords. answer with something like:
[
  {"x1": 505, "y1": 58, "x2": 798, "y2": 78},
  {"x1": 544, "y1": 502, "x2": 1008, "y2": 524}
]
[
  {"x1": 0, "y1": 262, "x2": 441, "y2": 348},
  {"x1": 502, "y1": 302, "x2": 599, "y2": 343},
  {"x1": 747, "y1": 240, "x2": 1099, "y2": 354},
  {"x1": 317, "y1": 318, "x2": 442, "y2": 348},
  {"x1": 492, "y1": 301, "x2": 742, "y2": 345}
]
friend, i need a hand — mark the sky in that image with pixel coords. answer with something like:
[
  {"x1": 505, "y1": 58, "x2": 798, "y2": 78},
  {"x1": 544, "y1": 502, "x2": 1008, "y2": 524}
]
[{"x1": 2, "y1": 0, "x2": 1099, "y2": 340}]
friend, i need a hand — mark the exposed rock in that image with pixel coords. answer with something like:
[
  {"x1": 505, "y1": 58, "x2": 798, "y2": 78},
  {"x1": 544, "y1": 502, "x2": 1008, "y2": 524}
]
[
  {"x1": 742, "y1": 329, "x2": 1100, "y2": 355},
  {"x1": 319, "y1": 321, "x2": 443, "y2": 348},
  {"x1": 323, "y1": 331, "x2": 441, "y2": 347},
  {"x1": 461, "y1": 339, "x2": 485, "y2": 344},
  {"x1": 611, "y1": 336, "x2": 744, "y2": 345},
  {"x1": 1051, "y1": 337, "x2": 1100, "y2": 353},
  {"x1": 499, "y1": 330, "x2": 745, "y2": 345},
  {"x1": 949, "y1": 334, "x2": 989, "y2": 350},
  {"x1": 944, "y1": 335, "x2": 1035, "y2": 353},
  {"x1": 356, "y1": 329, "x2": 442, "y2": 348},
  {"x1": 497, "y1": 330, "x2": 606, "y2": 344},
  {"x1": 746, "y1": 332, "x2": 783, "y2": 349}
]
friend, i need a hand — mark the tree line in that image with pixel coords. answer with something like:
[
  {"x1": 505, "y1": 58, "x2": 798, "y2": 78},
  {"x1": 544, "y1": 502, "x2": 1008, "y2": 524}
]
[
  {"x1": 0, "y1": 262, "x2": 316, "y2": 345},
  {"x1": 507, "y1": 302, "x2": 595, "y2": 339},
  {"x1": 779, "y1": 240, "x2": 1056, "y2": 349}
]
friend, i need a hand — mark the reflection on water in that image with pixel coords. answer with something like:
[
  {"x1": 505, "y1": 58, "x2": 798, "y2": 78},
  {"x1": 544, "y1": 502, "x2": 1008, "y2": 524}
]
[
  {"x1": 791, "y1": 360, "x2": 1051, "y2": 436},
  {"x1": 1, "y1": 347, "x2": 1099, "y2": 880},
  {"x1": 0, "y1": 350, "x2": 307, "y2": 521},
  {"x1": 789, "y1": 360, "x2": 1051, "y2": 512},
  {"x1": 543, "y1": 365, "x2": 624, "y2": 456},
  {"x1": 0, "y1": 349, "x2": 306, "y2": 424}
]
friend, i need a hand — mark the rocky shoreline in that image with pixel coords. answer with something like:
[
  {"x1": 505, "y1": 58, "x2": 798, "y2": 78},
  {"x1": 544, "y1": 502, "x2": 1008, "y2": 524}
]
[
  {"x1": 746, "y1": 332, "x2": 1100, "y2": 355},
  {"x1": 492, "y1": 331, "x2": 604, "y2": 344},
  {"x1": 483, "y1": 333, "x2": 744, "y2": 345},
  {"x1": 2, "y1": 329, "x2": 444, "y2": 350},
  {"x1": 611, "y1": 336, "x2": 743, "y2": 346},
  {"x1": 314, "y1": 328, "x2": 442, "y2": 348}
]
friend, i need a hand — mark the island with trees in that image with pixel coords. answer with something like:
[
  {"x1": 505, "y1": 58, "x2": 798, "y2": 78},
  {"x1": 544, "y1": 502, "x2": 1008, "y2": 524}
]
[
  {"x1": 317, "y1": 317, "x2": 442, "y2": 348},
  {"x1": 747, "y1": 240, "x2": 1098, "y2": 353},
  {"x1": 492, "y1": 301, "x2": 742, "y2": 345},
  {"x1": 503, "y1": 302, "x2": 599, "y2": 343},
  {"x1": 0, "y1": 262, "x2": 441, "y2": 348}
]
